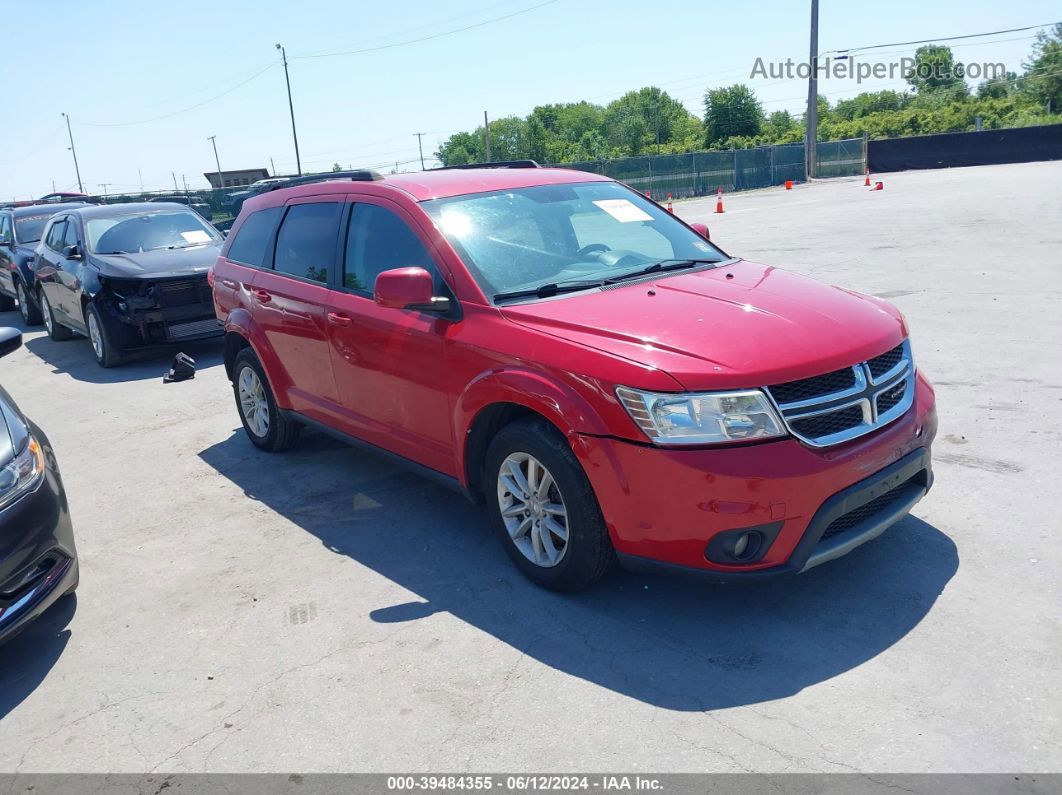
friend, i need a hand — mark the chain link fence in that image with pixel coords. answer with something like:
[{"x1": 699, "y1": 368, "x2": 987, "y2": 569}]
[{"x1": 555, "y1": 138, "x2": 866, "y2": 199}]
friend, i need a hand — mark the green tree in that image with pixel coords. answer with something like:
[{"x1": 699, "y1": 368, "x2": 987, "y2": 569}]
[
  {"x1": 435, "y1": 131, "x2": 482, "y2": 166},
  {"x1": 331, "y1": 162, "x2": 343, "y2": 172},
  {"x1": 702, "y1": 84, "x2": 764, "y2": 145},
  {"x1": 907, "y1": 45, "x2": 968, "y2": 96},
  {"x1": 977, "y1": 71, "x2": 1021, "y2": 99},
  {"x1": 1023, "y1": 23, "x2": 1062, "y2": 112}
]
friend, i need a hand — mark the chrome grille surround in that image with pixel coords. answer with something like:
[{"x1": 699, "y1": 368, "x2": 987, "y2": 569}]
[{"x1": 766, "y1": 340, "x2": 915, "y2": 448}]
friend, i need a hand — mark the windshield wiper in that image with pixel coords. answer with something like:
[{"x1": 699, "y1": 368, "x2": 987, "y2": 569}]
[
  {"x1": 604, "y1": 258, "x2": 720, "y2": 284},
  {"x1": 493, "y1": 279, "x2": 605, "y2": 303}
]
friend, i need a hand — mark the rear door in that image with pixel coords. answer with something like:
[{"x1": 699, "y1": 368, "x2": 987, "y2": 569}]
[
  {"x1": 252, "y1": 198, "x2": 342, "y2": 423},
  {"x1": 0, "y1": 214, "x2": 14, "y2": 297},
  {"x1": 324, "y1": 197, "x2": 455, "y2": 474},
  {"x1": 214, "y1": 205, "x2": 282, "y2": 320},
  {"x1": 35, "y1": 217, "x2": 67, "y2": 313}
]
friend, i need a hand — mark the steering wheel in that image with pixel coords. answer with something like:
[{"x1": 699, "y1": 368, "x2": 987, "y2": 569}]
[{"x1": 576, "y1": 243, "x2": 611, "y2": 258}]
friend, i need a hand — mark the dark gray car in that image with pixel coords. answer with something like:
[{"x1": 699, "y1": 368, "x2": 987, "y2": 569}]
[{"x1": 33, "y1": 203, "x2": 224, "y2": 367}]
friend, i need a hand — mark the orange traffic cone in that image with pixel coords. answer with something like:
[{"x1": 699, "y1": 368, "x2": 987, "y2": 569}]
[
  {"x1": 785, "y1": 180, "x2": 793, "y2": 190},
  {"x1": 715, "y1": 187, "x2": 725, "y2": 214},
  {"x1": 864, "y1": 168, "x2": 871, "y2": 187},
  {"x1": 870, "y1": 181, "x2": 884, "y2": 191},
  {"x1": 645, "y1": 190, "x2": 651, "y2": 200},
  {"x1": 667, "y1": 193, "x2": 674, "y2": 213}
]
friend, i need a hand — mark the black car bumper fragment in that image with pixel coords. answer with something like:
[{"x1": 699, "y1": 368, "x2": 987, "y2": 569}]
[
  {"x1": 616, "y1": 447, "x2": 933, "y2": 584},
  {"x1": 0, "y1": 425, "x2": 78, "y2": 644}
]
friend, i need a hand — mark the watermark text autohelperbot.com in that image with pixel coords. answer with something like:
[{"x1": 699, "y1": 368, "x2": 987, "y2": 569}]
[{"x1": 750, "y1": 56, "x2": 1006, "y2": 83}]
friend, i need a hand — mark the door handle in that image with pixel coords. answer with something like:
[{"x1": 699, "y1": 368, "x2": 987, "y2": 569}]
[
  {"x1": 252, "y1": 289, "x2": 272, "y2": 303},
  {"x1": 327, "y1": 312, "x2": 352, "y2": 327},
  {"x1": 221, "y1": 279, "x2": 239, "y2": 289}
]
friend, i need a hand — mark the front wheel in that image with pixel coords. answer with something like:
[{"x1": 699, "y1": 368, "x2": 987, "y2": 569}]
[
  {"x1": 40, "y1": 290, "x2": 74, "y2": 341},
  {"x1": 232, "y1": 348, "x2": 302, "y2": 452},
  {"x1": 16, "y1": 281, "x2": 43, "y2": 326},
  {"x1": 85, "y1": 302, "x2": 125, "y2": 368},
  {"x1": 485, "y1": 418, "x2": 613, "y2": 591}
]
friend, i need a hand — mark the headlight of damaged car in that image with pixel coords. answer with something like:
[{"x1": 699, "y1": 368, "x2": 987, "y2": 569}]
[
  {"x1": 0, "y1": 437, "x2": 45, "y2": 511},
  {"x1": 616, "y1": 386, "x2": 786, "y2": 445}
]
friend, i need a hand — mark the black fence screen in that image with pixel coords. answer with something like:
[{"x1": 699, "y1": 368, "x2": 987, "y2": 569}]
[{"x1": 869, "y1": 124, "x2": 1062, "y2": 172}]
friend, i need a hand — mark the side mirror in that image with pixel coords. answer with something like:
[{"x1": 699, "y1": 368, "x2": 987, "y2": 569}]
[
  {"x1": 374, "y1": 267, "x2": 451, "y2": 314},
  {"x1": 62, "y1": 243, "x2": 82, "y2": 259},
  {"x1": 0, "y1": 328, "x2": 22, "y2": 359},
  {"x1": 690, "y1": 222, "x2": 711, "y2": 240}
]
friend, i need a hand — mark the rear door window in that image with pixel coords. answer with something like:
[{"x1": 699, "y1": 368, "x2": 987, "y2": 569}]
[
  {"x1": 226, "y1": 206, "x2": 282, "y2": 267},
  {"x1": 272, "y1": 202, "x2": 341, "y2": 284},
  {"x1": 62, "y1": 218, "x2": 80, "y2": 248},
  {"x1": 45, "y1": 219, "x2": 66, "y2": 251}
]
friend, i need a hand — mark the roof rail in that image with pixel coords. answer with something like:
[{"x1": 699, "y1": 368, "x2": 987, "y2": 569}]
[
  {"x1": 264, "y1": 169, "x2": 383, "y2": 192},
  {"x1": 434, "y1": 160, "x2": 541, "y2": 171}
]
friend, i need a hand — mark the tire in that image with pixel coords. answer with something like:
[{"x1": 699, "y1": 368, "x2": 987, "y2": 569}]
[
  {"x1": 16, "y1": 281, "x2": 43, "y2": 326},
  {"x1": 84, "y1": 302, "x2": 125, "y2": 368},
  {"x1": 232, "y1": 348, "x2": 302, "y2": 452},
  {"x1": 485, "y1": 417, "x2": 613, "y2": 591},
  {"x1": 39, "y1": 290, "x2": 74, "y2": 341},
  {"x1": 0, "y1": 293, "x2": 14, "y2": 312}
]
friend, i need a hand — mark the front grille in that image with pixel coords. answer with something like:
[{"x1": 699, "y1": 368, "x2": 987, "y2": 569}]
[
  {"x1": 876, "y1": 379, "x2": 907, "y2": 414},
  {"x1": 767, "y1": 339, "x2": 914, "y2": 447},
  {"x1": 868, "y1": 343, "x2": 904, "y2": 380},
  {"x1": 821, "y1": 479, "x2": 914, "y2": 539},
  {"x1": 789, "y1": 404, "x2": 864, "y2": 438},
  {"x1": 769, "y1": 367, "x2": 856, "y2": 404},
  {"x1": 168, "y1": 318, "x2": 222, "y2": 340}
]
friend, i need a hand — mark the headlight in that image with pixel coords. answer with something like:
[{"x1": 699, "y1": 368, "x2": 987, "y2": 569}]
[
  {"x1": 615, "y1": 386, "x2": 787, "y2": 446},
  {"x1": 0, "y1": 436, "x2": 45, "y2": 511}
]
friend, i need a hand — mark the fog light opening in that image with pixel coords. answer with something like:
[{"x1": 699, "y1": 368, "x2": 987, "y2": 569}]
[{"x1": 731, "y1": 531, "x2": 763, "y2": 562}]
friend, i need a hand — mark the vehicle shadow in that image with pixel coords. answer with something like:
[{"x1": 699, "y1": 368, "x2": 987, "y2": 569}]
[
  {"x1": 0, "y1": 594, "x2": 77, "y2": 721},
  {"x1": 199, "y1": 430, "x2": 958, "y2": 712},
  {"x1": 5, "y1": 308, "x2": 225, "y2": 385}
]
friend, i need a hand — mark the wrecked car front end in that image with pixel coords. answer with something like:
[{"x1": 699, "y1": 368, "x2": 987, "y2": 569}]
[{"x1": 91, "y1": 273, "x2": 222, "y2": 348}]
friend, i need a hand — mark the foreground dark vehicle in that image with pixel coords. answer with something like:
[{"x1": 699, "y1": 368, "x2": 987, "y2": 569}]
[
  {"x1": 34, "y1": 202, "x2": 224, "y2": 367},
  {"x1": 0, "y1": 329, "x2": 78, "y2": 644}
]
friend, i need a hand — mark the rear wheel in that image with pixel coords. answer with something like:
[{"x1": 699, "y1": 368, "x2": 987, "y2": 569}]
[
  {"x1": 85, "y1": 302, "x2": 125, "y2": 368},
  {"x1": 485, "y1": 418, "x2": 613, "y2": 591},
  {"x1": 40, "y1": 290, "x2": 74, "y2": 341},
  {"x1": 16, "y1": 281, "x2": 43, "y2": 326},
  {"x1": 232, "y1": 348, "x2": 302, "y2": 452}
]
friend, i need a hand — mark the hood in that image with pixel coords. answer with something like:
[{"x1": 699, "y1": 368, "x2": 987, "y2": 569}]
[
  {"x1": 90, "y1": 243, "x2": 222, "y2": 279},
  {"x1": 500, "y1": 260, "x2": 907, "y2": 391}
]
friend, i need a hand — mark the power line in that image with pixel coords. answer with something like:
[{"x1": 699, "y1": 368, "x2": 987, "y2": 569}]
[
  {"x1": 826, "y1": 21, "x2": 1059, "y2": 56},
  {"x1": 292, "y1": 0, "x2": 559, "y2": 60},
  {"x1": 76, "y1": 63, "x2": 276, "y2": 127}
]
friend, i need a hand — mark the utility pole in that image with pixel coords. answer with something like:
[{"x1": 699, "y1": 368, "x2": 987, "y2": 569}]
[
  {"x1": 172, "y1": 172, "x2": 179, "y2": 192},
  {"x1": 99, "y1": 183, "x2": 110, "y2": 198},
  {"x1": 414, "y1": 133, "x2": 426, "y2": 170},
  {"x1": 270, "y1": 157, "x2": 276, "y2": 176},
  {"x1": 182, "y1": 175, "x2": 189, "y2": 193},
  {"x1": 805, "y1": 0, "x2": 819, "y2": 181},
  {"x1": 138, "y1": 167, "x2": 144, "y2": 192},
  {"x1": 482, "y1": 111, "x2": 492, "y2": 162},
  {"x1": 276, "y1": 44, "x2": 302, "y2": 175},
  {"x1": 61, "y1": 113, "x2": 83, "y2": 193},
  {"x1": 207, "y1": 135, "x2": 223, "y2": 187}
]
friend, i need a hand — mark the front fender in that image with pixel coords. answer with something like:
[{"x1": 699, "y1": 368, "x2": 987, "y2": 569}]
[{"x1": 224, "y1": 307, "x2": 292, "y2": 407}]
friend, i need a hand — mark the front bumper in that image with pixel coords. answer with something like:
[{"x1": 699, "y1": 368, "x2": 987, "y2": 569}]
[
  {"x1": 575, "y1": 372, "x2": 937, "y2": 580},
  {"x1": 0, "y1": 426, "x2": 78, "y2": 644}
]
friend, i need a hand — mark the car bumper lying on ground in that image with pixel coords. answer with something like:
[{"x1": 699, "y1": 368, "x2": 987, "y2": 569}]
[
  {"x1": 0, "y1": 426, "x2": 78, "y2": 644},
  {"x1": 577, "y1": 373, "x2": 937, "y2": 581}
]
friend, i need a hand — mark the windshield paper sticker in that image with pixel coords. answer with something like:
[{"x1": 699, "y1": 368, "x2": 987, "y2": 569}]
[
  {"x1": 181, "y1": 230, "x2": 212, "y2": 244},
  {"x1": 593, "y1": 199, "x2": 653, "y2": 223}
]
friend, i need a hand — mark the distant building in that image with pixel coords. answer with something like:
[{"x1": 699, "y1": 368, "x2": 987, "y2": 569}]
[{"x1": 204, "y1": 168, "x2": 270, "y2": 189}]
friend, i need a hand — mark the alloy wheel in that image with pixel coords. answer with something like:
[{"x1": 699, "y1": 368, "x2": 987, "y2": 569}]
[
  {"x1": 497, "y1": 452, "x2": 570, "y2": 568},
  {"x1": 87, "y1": 310, "x2": 104, "y2": 360},
  {"x1": 41, "y1": 293, "x2": 53, "y2": 335},
  {"x1": 17, "y1": 283, "x2": 29, "y2": 323},
  {"x1": 238, "y1": 366, "x2": 270, "y2": 438}
]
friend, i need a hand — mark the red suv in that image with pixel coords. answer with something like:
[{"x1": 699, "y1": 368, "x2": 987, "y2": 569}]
[{"x1": 211, "y1": 163, "x2": 936, "y2": 591}]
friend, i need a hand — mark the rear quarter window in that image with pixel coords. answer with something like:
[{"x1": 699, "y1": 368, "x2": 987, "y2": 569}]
[{"x1": 226, "y1": 206, "x2": 282, "y2": 267}]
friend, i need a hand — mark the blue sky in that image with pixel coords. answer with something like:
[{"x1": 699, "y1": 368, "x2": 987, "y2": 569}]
[{"x1": 1, "y1": 0, "x2": 1057, "y2": 198}]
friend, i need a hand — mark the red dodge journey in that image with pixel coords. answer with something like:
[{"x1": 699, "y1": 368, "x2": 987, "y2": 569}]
[{"x1": 211, "y1": 163, "x2": 935, "y2": 591}]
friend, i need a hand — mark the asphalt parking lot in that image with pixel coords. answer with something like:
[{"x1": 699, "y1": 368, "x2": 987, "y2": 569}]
[{"x1": 0, "y1": 161, "x2": 1059, "y2": 773}]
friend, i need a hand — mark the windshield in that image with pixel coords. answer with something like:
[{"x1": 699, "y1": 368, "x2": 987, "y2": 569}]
[
  {"x1": 86, "y1": 211, "x2": 221, "y2": 254},
  {"x1": 14, "y1": 213, "x2": 56, "y2": 244},
  {"x1": 422, "y1": 181, "x2": 726, "y2": 300}
]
